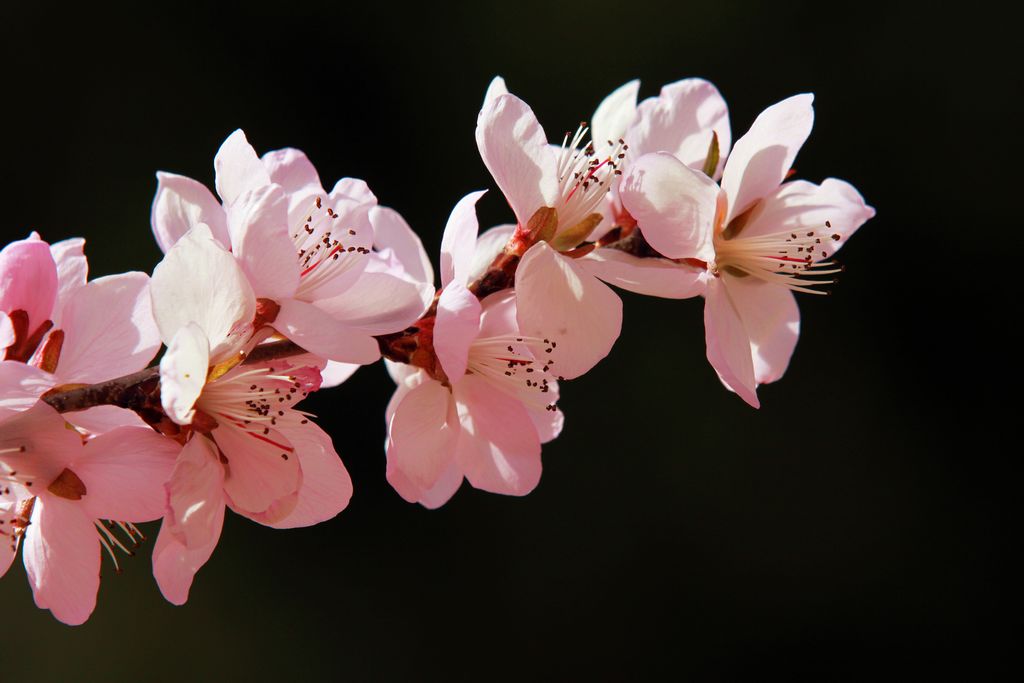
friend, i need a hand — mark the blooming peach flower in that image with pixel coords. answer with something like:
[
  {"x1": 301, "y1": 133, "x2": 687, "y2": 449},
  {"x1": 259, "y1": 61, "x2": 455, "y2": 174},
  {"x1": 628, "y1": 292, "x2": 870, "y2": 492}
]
[
  {"x1": 384, "y1": 192, "x2": 563, "y2": 507},
  {"x1": 619, "y1": 95, "x2": 875, "y2": 407},
  {"x1": 150, "y1": 130, "x2": 431, "y2": 368},
  {"x1": 149, "y1": 223, "x2": 352, "y2": 604},
  {"x1": 1, "y1": 402, "x2": 178, "y2": 624},
  {"x1": 0, "y1": 233, "x2": 161, "y2": 431}
]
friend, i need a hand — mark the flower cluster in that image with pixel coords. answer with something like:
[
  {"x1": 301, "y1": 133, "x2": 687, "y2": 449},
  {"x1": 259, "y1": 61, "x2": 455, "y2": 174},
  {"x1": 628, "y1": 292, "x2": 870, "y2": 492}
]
[{"x1": 0, "y1": 75, "x2": 873, "y2": 624}]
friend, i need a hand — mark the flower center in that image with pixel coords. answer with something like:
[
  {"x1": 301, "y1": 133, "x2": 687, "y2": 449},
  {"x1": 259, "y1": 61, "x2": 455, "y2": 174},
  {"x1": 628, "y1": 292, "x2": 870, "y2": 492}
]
[
  {"x1": 292, "y1": 196, "x2": 370, "y2": 298},
  {"x1": 467, "y1": 334, "x2": 559, "y2": 413},
  {"x1": 713, "y1": 222, "x2": 843, "y2": 295},
  {"x1": 555, "y1": 124, "x2": 627, "y2": 232}
]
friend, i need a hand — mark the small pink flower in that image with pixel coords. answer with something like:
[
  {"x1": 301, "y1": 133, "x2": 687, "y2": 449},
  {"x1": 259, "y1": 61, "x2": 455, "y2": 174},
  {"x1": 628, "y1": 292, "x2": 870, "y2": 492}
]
[
  {"x1": 149, "y1": 224, "x2": 353, "y2": 604},
  {"x1": 150, "y1": 130, "x2": 432, "y2": 369},
  {"x1": 619, "y1": 94, "x2": 875, "y2": 407},
  {"x1": 384, "y1": 192, "x2": 563, "y2": 507},
  {"x1": 1, "y1": 402, "x2": 179, "y2": 625}
]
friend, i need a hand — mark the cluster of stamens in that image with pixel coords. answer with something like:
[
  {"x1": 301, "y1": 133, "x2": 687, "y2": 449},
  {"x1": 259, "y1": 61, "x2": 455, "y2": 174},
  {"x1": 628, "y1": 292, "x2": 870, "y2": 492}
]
[
  {"x1": 292, "y1": 196, "x2": 370, "y2": 297},
  {"x1": 556, "y1": 123, "x2": 628, "y2": 229},
  {"x1": 467, "y1": 334, "x2": 560, "y2": 413},
  {"x1": 95, "y1": 520, "x2": 146, "y2": 574},
  {"x1": 713, "y1": 221, "x2": 844, "y2": 294}
]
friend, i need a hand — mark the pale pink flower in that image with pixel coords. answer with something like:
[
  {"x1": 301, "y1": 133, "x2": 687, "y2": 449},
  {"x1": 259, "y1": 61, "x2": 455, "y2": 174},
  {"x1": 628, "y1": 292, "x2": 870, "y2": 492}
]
[
  {"x1": 619, "y1": 94, "x2": 875, "y2": 407},
  {"x1": 150, "y1": 130, "x2": 432, "y2": 369},
  {"x1": 149, "y1": 223, "x2": 353, "y2": 604},
  {"x1": 0, "y1": 233, "x2": 161, "y2": 431},
  {"x1": 384, "y1": 192, "x2": 563, "y2": 507},
  {"x1": 1, "y1": 401, "x2": 179, "y2": 625}
]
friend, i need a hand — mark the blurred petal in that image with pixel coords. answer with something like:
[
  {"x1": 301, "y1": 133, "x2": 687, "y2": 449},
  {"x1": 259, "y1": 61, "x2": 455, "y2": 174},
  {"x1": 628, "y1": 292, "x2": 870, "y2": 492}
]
[
  {"x1": 721, "y1": 94, "x2": 814, "y2": 223},
  {"x1": 619, "y1": 152, "x2": 718, "y2": 262}
]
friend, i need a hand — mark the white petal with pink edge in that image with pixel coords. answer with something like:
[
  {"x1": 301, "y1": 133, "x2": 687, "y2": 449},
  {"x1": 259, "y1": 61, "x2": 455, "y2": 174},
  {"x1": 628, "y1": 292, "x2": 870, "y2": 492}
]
[
  {"x1": 151, "y1": 172, "x2": 230, "y2": 253},
  {"x1": 515, "y1": 242, "x2": 622, "y2": 380},
  {"x1": 619, "y1": 152, "x2": 719, "y2": 262},
  {"x1": 591, "y1": 79, "x2": 640, "y2": 152},
  {"x1": 720, "y1": 94, "x2": 814, "y2": 224},
  {"x1": 440, "y1": 190, "x2": 486, "y2": 287},
  {"x1": 476, "y1": 94, "x2": 559, "y2": 228},
  {"x1": 214, "y1": 129, "x2": 272, "y2": 206},
  {"x1": 159, "y1": 323, "x2": 210, "y2": 426}
]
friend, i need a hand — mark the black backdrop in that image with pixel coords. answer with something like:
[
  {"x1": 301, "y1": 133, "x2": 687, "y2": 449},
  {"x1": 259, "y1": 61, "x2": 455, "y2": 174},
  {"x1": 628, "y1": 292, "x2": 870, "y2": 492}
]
[{"x1": 0, "y1": 1, "x2": 1014, "y2": 679}]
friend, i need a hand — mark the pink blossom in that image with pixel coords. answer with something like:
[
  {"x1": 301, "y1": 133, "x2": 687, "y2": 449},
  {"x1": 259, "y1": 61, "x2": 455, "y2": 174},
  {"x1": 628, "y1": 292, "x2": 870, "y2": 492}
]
[
  {"x1": 150, "y1": 130, "x2": 432, "y2": 370},
  {"x1": 619, "y1": 94, "x2": 875, "y2": 407},
  {"x1": 384, "y1": 192, "x2": 563, "y2": 507},
  {"x1": 149, "y1": 224, "x2": 353, "y2": 604},
  {"x1": 1, "y1": 401, "x2": 179, "y2": 624},
  {"x1": 0, "y1": 233, "x2": 161, "y2": 431}
]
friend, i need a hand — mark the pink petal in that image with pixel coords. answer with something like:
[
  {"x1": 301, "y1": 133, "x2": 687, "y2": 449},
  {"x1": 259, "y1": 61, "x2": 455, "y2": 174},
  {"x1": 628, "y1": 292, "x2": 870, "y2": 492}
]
[
  {"x1": 0, "y1": 238, "x2": 57, "y2": 331},
  {"x1": 720, "y1": 94, "x2": 814, "y2": 223},
  {"x1": 440, "y1": 190, "x2": 487, "y2": 287},
  {"x1": 0, "y1": 401, "x2": 82, "y2": 491},
  {"x1": 49, "y1": 237, "x2": 88, "y2": 326},
  {"x1": 328, "y1": 177, "x2": 377, "y2": 208},
  {"x1": 320, "y1": 361, "x2": 360, "y2": 389},
  {"x1": 721, "y1": 274, "x2": 800, "y2": 385},
  {"x1": 216, "y1": 425, "x2": 301, "y2": 516},
  {"x1": 387, "y1": 456, "x2": 463, "y2": 509},
  {"x1": 469, "y1": 224, "x2": 515, "y2": 282},
  {"x1": 162, "y1": 436, "x2": 224, "y2": 551},
  {"x1": 577, "y1": 247, "x2": 705, "y2": 299},
  {"x1": 453, "y1": 374, "x2": 542, "y2": 496},
  {"x1": 704, "y1": 278, "x2": 759, "y2": 408},
  {"x1": 152, "y1": 507, "x2": 223, "y2": 606},
  {"x1": 257, "y1": 422, "x2": 352, "y2": 529},
  {"x1": 274, "y1": 298, "x2": 381, "y2": 364},
  {"x1": 64, "y1": 405, "x2": 149, "y2": 434},
  {"x1": 476, "y1": 94, "x2": 558, "y2": 228},
  {"x1": 226, "y1": 184, "x2": 299, "y2": 300},
  {"x1": 591, "y1": 79, "x2": 640, "y2": 152},
  {"x1": 159, "y1": 323, "x2": 209, "y2": 425},
  {"x1": 515, "y1": 242, "x2": 622, "y2": 380},
  {"x1": 1, "y1": 502, "x2": 19, "y2": 578},
  {"x1": 314, "y1": 270, "x2": 432, "y2": 335},
  {"x1": 0, "y1": 312, "x2": 13, "y2": 350},
  {"x1": 482, "y1": 75, "x2": 508, "y2": 107},
  {"x1": 627, "y1": 78, "x2": 731, "y2": 176},
  {"x1": 387, "y1": 378, "x2": 458, "y2": 494},
  {"x1": 150, "y1": 223, "x2": 256, "y2": 359},
  {"x1": 434, "y1": 281, "x2": 483, "y2": 381},
  {"x1": 150, "y1": 172, "x2": 230, "y2": 253},
  {"x1": 74, "y1": 427, "x2": 180, "y2": 522},
  {"x1": 213, "y1": 129, "x2": 272, "y2": 206},
  {"x1": 261, "y1": 148, "x2": 322, "y2": 195},
  {"x1": 740, "y1": 178, "x2": 875, "y2": 258},
  {"x1": 54, "y1": 272, "x2": 161, "y2": 384},
  {"x1": 370, "y1": 206, "x2": 434, "y2": 285},
  {"x1": 619, "y1": 152, "x2": 719, "y2": 262},
  {"x1": 0, "y1": 361, "x2": 54, "y2": 419},
  {"x1": 477, "y1": 289, "x2": 518, "y2": 339},
  {"x1": 23, "y1": 496, "x2": 100, "y2": 625}
]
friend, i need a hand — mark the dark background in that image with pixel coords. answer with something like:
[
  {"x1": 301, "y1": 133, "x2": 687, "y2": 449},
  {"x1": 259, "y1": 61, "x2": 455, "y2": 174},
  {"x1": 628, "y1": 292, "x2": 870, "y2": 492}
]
[{"x1": 0, "y1": 1, "x2": 1015, "y2": 679}]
